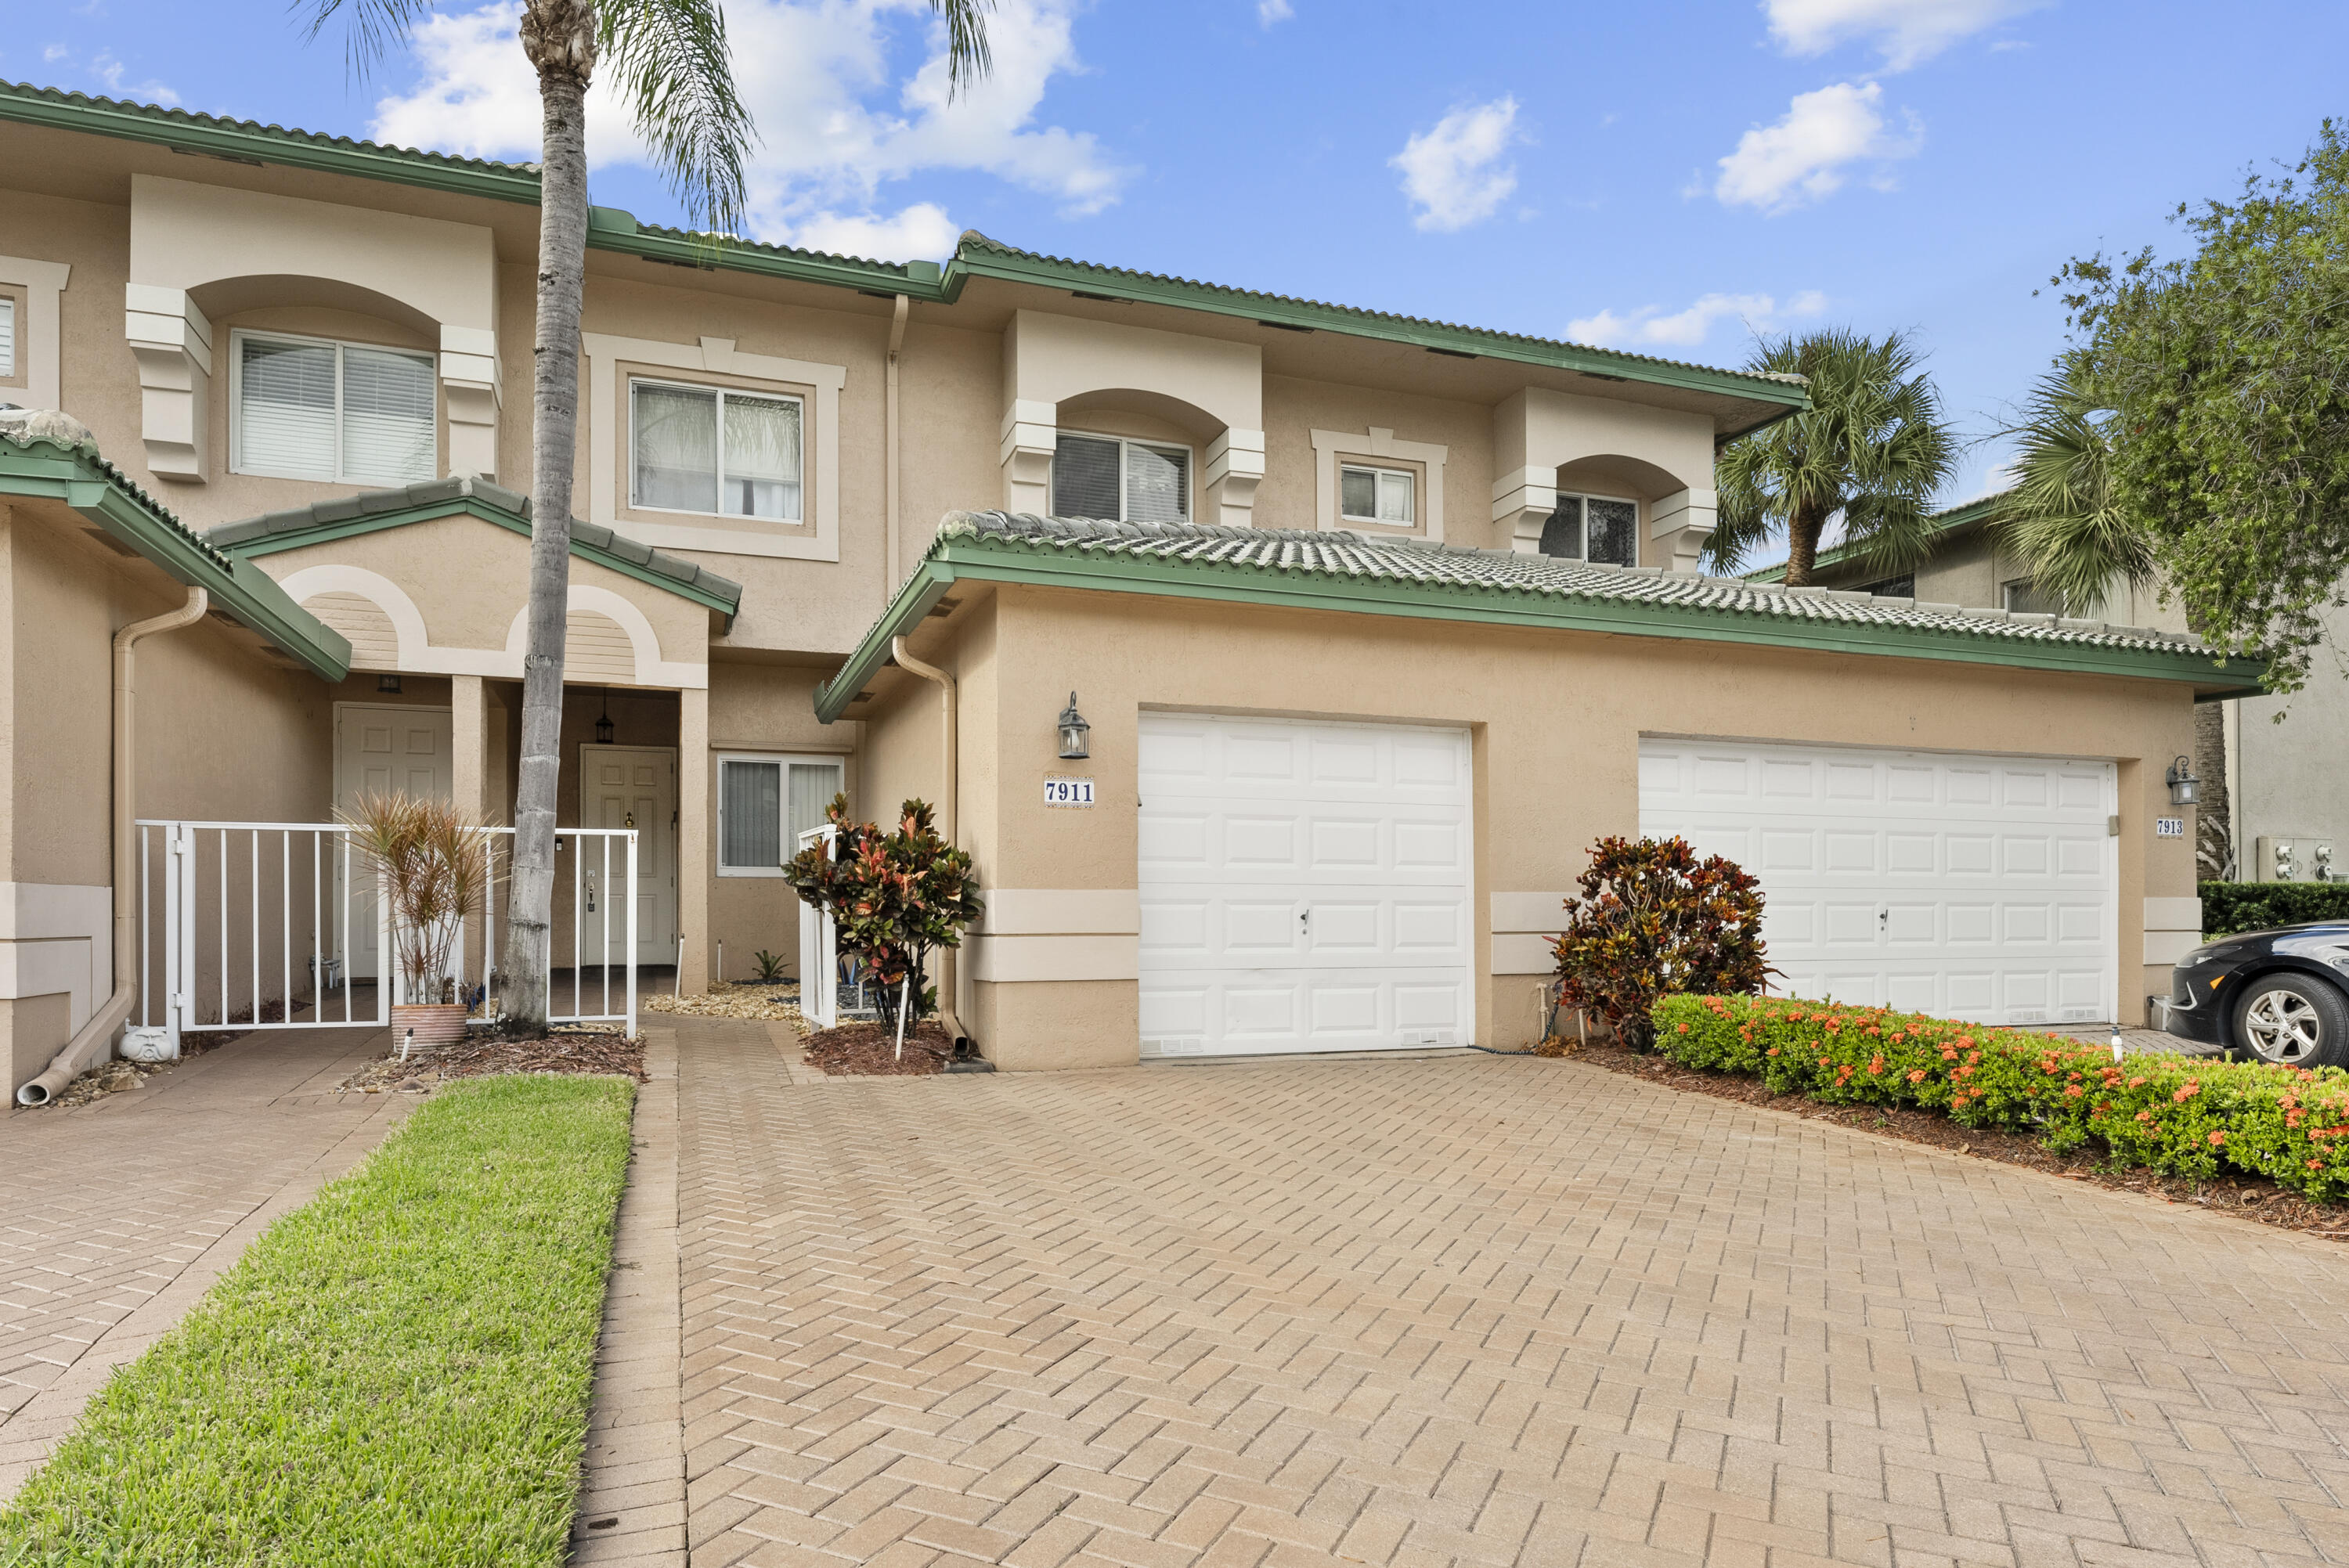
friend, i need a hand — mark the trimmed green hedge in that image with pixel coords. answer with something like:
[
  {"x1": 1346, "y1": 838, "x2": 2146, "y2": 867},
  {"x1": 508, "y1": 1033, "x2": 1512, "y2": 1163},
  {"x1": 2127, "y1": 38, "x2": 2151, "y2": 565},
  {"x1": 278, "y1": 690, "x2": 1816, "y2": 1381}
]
[
  {"x1": 1652, "y1": 993, "x2": 2349, "y2": 1200},
  {"x1": 2202, "y1": 879, "x2": 2349, "y2": 939}
]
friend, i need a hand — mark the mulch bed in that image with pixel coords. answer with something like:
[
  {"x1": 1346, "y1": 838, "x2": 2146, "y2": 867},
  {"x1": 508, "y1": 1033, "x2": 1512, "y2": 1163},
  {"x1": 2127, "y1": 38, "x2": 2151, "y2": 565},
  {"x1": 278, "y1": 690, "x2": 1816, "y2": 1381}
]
[
  {"x1": 803, "y1": 1020, "x2": 953, "y2": 1076},
  {"x1": 1571, "y1": 1039, "x2": 2349, "y2": 1245},
  {"x1": 339, "y1": 1029, "x2": 645, "y2": 1095}
]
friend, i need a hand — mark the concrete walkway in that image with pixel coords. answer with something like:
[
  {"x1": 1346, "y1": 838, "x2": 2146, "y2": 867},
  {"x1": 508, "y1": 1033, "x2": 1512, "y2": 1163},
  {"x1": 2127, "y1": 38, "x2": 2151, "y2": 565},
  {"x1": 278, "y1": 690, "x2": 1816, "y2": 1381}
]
[
  {"x1": 659, "y1": 1017, "x2": 2349, "y2": 1568},
  {"x1": 0, "y1": 1027, "x2": 406, "y2": 1498}
]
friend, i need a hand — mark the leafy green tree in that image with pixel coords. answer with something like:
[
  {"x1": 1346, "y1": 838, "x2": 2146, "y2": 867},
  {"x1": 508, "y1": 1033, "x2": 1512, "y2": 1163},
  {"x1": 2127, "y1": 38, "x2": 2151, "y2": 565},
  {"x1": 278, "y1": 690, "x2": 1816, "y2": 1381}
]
[
  {"x1": 299, "y1": 0, "x2": 994, "y2": 1026},
  {"x1": 1708, "y1": 328, "x2": 1957, "y2": 586},
  {"x1": 2057, "y1": 118, "x2": 2349, "y2": 691}
]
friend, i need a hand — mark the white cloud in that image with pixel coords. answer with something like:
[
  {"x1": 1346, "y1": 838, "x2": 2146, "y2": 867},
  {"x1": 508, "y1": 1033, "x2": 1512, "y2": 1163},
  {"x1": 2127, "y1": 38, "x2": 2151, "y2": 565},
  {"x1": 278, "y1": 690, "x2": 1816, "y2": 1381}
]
[
  {"x1": 43, "y1": 44, "x2": 69, "y2": 63},
  {"x1": 1713, "y1": 81, "x2": 1919, "y2": 214},
  {"x1": 1257, "y1": 0, "x2": 1294, "y2": 23},
  {"x1": 1763, "y1": 0, "x2": 2044, "y2": 70},
  {"x1": 1569, "y1": 289, "x2": 1827, "y2": 350},
  {"x1": 50, "y1": 48, "x2": 177, "y2": 103},
  {"x1": 1391, "y1": 97, "x2": 1520, "y2": 233},
  {"x1": 369, "y1": 0, "x2": 1131, "y2": 258}
]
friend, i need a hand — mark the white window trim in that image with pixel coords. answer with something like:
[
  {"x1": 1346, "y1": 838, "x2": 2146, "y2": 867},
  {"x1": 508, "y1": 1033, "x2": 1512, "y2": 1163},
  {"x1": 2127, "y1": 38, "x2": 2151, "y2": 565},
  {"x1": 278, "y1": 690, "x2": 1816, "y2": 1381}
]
[
  {"x1": 227, "y1": 326, "x2": 438, "y2": 486},
  {"x1": 716, "y1": 751, "x2": 846, "y2": 878},
  {"x1": 626, "y1": 375, "x2": 807, "y2": 524},
  {"x1": 1052, "y1": 431, "x2": 1196, "y2": 523},
  {"x1": 1546, "y1": 491, "x2": 1643, "y2": 567},
  {"x1": 1311, "y1": 427, "x2": 1447, "y2": 541},
  {"x1": 1338, "y1": 461, "x2": 1417, "y2": 527},
  {"x1": 584, "y1": 333, "x2": 844, "y2": 562},
  {"x1": 0, "y1": 255, "x2": 70, "y2": 410}
]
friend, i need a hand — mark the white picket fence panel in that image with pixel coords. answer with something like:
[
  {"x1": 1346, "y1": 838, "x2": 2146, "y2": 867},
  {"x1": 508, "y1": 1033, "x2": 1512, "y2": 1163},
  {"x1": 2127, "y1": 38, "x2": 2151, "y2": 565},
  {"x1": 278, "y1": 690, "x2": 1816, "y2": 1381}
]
[
  {"x1": 136, "y1": 820, "x2": 640, "y2": 1052},
  {"x1": 795, "y1": 824, "x2": 838, "y2": 1029}
]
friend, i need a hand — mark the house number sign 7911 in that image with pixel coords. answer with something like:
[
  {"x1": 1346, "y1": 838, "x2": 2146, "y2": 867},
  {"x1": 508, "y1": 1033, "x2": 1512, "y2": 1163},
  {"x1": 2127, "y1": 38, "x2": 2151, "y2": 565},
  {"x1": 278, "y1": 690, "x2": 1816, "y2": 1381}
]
[{"x1": 1044, "y1": 777, "x2": 1095, "y2": 809}]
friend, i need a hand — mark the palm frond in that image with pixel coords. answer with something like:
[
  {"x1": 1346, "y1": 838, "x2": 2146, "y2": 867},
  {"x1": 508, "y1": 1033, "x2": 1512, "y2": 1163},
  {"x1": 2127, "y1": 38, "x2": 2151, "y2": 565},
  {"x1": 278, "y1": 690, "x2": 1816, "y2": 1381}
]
[
  {"x1": 930, "y1": 0, "x2": 997, "y2": 98},
  {"x1": 290, "y1": 0, "x2": 435, "y2": 79},
  {"x1": 601, "y1": 0, "x2": 758, "y2": 238},
  {"x1": 1990, "y1": 364, "x2": 2156, "y2": 614}
]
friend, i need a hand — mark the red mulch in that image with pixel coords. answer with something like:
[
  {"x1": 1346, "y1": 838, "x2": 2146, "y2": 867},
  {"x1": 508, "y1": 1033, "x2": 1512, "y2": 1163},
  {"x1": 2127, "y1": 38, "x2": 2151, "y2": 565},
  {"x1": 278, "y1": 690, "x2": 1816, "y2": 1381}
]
[
  {"x1": 1573, "y1": 1039, "x2": 2349, "y2": 1244},
  {"x1": 803, "y1": 1020, "x2": 954, "y2": 1076}
]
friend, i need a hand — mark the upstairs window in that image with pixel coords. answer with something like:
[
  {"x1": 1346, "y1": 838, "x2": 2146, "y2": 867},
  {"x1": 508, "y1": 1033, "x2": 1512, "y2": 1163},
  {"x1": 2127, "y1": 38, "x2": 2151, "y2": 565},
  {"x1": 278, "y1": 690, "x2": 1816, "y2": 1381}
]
[
  {"x1": 2004, "y1": 579, "x2": 2062, "y2": 616},
  {"x1": 1339, "y1": 463, "x2": 1416, "y2": 526},
  {"x1": 233, "y1": 330, "x2": 436, "y2": 487},
  {"x1": 0, "y1": 296, "x2": 13, "y2": 380},
  {"x1": 631, "y1": 378, "x2": 803, "y2": 522},
  {"x1": 1051, "y1": 433, "x2": 1189, "y2": 523},
  {"x1": 1537, "y1": 494, "x2": 1639, "y2": 568},
  {"x1": 718, "y1": 754, "x2": 843, "y2": 876},
  {"x1": 1859, "y1": 574, "x2": 1915, "y2": 598}
]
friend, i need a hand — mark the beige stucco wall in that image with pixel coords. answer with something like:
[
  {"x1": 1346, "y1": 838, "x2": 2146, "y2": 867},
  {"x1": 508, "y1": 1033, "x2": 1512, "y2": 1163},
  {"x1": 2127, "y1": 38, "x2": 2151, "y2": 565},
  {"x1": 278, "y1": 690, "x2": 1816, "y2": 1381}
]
[
  {"x1": 862, "y1": 585, "x2": 2200, "y2": 1070},
  {"x1": 0, "y1": 496, "x2": 332, "y2": 1096},
  {"x1": 704, "y1": 661, "x2": 857, "y2": 979}
]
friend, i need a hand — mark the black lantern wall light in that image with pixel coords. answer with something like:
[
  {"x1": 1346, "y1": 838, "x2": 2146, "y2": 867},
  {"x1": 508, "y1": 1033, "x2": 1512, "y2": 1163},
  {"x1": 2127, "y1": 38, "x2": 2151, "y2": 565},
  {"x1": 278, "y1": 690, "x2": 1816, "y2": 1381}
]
[
  {"x1": 1056, "y1": 692, "x2": 1091, "y2": 759},
  {"x1": 2165, "y1": 755, "x2": 2199, "y2": 807}
]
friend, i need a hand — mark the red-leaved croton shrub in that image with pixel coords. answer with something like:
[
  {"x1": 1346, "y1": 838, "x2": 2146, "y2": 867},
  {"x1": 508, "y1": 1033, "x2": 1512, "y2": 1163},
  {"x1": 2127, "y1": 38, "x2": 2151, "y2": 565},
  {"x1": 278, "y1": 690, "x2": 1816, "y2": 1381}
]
[
  {"x1": 1652, "y1": 993, "x2": 2349, "y2": 1202},
  {"x1": 1551, "y1": 837, "x2": 1770, "y2": 1050}
]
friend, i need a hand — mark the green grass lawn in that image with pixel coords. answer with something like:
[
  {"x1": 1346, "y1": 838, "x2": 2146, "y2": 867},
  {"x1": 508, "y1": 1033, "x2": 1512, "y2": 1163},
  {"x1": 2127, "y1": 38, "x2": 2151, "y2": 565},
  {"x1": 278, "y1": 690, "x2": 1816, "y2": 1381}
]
[{"x1": 0, "y1": 1072, "x2": 636, "y2": 1567}]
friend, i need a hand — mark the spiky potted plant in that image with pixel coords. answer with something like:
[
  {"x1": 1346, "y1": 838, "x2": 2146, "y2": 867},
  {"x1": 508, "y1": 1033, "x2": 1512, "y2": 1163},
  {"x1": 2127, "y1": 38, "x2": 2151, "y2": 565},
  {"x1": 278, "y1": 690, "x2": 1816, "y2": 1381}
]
[{"x1": 341, "y1": 793, "x2": 496, "y2": 1054}]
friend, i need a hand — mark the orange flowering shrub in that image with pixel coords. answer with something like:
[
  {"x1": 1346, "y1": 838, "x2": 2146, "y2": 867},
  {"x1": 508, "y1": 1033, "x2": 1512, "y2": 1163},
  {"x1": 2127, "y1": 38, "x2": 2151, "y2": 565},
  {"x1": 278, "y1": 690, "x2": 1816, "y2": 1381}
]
[{"x1": 1652, "y1": 993, "x2": 2349, "y2": 1201}]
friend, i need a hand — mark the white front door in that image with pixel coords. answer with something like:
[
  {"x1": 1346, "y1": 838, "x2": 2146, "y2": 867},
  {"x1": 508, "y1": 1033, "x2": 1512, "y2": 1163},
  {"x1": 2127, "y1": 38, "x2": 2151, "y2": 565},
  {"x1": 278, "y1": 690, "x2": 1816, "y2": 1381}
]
[
  {"x1": 1138, "y1": 712, "x2": 1474, "y2": 1057},
  {"x1": 1638, "y1": 738, "x2": 2118, "y2": 1025},
  {"x1": 334, "y1": 703, "x2": 453, "y2": 979},
  {"x1": 578, "y1": 745, "x2": 677, "y2": 965}
]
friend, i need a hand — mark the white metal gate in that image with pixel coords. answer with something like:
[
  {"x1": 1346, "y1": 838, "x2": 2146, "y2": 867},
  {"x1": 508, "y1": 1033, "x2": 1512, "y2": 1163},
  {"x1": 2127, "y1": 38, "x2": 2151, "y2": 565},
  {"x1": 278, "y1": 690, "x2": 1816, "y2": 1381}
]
[
  {"x1": 795, "y1": 824, "x2": 838, "y2": 1029},
  {"x1": 137, "y1": 820, "x2": 642, "y2": 1051}
]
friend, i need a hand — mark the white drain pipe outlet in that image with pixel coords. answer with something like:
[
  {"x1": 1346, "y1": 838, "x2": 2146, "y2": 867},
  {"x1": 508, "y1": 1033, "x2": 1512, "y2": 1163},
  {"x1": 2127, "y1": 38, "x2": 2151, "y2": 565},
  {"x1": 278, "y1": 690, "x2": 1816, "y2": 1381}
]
[{"x1": 18, "y1": 586, "x2": 210, "y2": 1105}]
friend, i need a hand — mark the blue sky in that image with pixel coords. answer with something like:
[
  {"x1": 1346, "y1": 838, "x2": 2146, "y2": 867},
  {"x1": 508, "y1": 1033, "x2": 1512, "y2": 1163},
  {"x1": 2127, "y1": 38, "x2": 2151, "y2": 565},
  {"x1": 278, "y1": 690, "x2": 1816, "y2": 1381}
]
[{"x1": 13, "y1": 0, "x2": 2348, "y2": 514}]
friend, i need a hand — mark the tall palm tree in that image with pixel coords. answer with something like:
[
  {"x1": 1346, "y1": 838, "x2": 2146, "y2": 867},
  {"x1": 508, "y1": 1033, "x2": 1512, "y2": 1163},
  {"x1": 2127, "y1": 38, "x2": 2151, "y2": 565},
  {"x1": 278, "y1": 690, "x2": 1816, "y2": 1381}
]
[
  {"x1": 1987, "y1": 356, "x2": 2156, "y2": 616},
  {"x1": 1708, "y1": 328, "x2": 1955, "y2": 586},
  {"x1": 301, "y1": 0, "x2": 994, "y2": 1029}
]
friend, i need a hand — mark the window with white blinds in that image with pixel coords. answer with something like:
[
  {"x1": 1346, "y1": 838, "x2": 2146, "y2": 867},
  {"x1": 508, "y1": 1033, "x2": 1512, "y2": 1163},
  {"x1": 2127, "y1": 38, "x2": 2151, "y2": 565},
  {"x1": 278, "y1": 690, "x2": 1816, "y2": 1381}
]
[
  {"x1": 630, "y1": 378, "x2": 803, "y2": 522},
  {"x1": 233, "y1": 331, "x2": 436, "y2": 486},
  {"x1": 0, "y1": 297, "x2": 15, "y2": 380},
  {"x1": 1049, "y1": 433, "x2": 1190, "y2": 522},
  {"x1": 718, "y1": 754, "x2": 843, "y2": 875}
]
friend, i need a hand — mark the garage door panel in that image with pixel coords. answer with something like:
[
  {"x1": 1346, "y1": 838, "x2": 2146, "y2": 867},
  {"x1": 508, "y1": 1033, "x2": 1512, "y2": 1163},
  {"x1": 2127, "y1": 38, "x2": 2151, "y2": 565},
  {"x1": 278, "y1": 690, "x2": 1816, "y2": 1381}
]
[
  {"x1": 1141, "y1": 715, "x2": 1473, "y2": 1056},
  {"x1": 1640, "y1": 738, "x2": 2116, "y2": 1025}
]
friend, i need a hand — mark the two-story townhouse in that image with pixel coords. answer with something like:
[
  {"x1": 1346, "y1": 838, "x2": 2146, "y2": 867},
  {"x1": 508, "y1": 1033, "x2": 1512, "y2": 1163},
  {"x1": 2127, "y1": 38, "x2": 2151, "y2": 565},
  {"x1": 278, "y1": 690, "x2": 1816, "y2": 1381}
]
[
  {"x1": 0, "y1": 83, "x2": 2260, "y2": 1091},
  {"x1": 1766, "y1": 496, "x2": 2347, "y2": 897}
]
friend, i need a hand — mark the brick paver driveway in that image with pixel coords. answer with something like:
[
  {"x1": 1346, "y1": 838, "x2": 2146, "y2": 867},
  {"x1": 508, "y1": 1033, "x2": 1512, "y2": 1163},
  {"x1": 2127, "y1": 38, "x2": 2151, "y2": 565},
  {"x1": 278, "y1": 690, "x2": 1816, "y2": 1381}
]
[
  {"x1": 678, "y1": 1019, "x2": 2349, "y2": 1568},
  {"x1": 0, "y1": 1028, "x2": 403, "y2": 1498}
]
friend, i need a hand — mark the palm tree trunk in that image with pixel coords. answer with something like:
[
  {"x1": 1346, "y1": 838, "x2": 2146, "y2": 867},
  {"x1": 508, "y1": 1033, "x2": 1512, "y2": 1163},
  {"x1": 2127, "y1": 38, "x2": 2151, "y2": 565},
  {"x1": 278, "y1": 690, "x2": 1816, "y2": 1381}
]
[
  {"x1": 502, "y1": 0, "x2": 597, "y2": 1033},
  {"x1": 1783, "y1": 503, "x2": 1826, "y2": 586}
]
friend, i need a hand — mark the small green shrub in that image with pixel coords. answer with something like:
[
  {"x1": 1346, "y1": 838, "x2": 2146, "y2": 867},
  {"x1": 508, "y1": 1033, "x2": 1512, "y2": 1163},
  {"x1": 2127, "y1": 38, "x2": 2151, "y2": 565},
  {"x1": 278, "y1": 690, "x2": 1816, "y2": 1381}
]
[
  {"x1": 1652, "y1": 993, "x2": 2349, "y2": 1201},
  {"x1": 784, "y1": 795, "x2": 982, "y2": 1033},
  {"x1": 2201, "y1": 879, "x2": 2349, "y2": 939},
  {"x1": 749, "y1": 948, "x2": 789, "y2": 983},
  {"x1": 1552, "y1": 836, "x2": 1770, "y2": 1051}
]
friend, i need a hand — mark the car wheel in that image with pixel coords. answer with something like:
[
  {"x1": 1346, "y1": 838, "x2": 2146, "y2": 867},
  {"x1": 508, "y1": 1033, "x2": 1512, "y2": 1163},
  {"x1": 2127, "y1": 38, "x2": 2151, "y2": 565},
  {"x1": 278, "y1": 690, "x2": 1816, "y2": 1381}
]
[{"x1": 2231, "y1": 975, "x2": 2349, "y2": 1069}]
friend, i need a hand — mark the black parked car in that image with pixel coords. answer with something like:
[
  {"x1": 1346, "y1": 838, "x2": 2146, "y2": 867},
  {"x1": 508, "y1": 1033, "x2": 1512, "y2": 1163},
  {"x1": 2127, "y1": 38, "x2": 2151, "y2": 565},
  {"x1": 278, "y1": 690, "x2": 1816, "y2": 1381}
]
[{"x1": 2164, "y1": 922, "x2": 2349, "y2": 1068}]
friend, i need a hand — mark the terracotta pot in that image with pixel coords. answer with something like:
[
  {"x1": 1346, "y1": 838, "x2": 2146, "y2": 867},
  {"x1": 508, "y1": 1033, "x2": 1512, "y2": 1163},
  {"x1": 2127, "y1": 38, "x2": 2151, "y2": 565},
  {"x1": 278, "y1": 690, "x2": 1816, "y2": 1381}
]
[{"x1": 389, "y1": 1002, "x2": 471, "y2": 1052}]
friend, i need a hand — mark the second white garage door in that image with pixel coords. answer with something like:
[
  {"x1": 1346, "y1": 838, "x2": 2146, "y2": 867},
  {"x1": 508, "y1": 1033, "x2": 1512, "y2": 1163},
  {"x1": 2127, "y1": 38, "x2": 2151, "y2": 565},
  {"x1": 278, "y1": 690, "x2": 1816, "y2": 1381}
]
[
  {"x1": 1639, "y1": 738, "x2": 2118, "y2": 1026},
  {"x1": 1138, "y1": 713, "x2": 1474, "y2": 1057}
]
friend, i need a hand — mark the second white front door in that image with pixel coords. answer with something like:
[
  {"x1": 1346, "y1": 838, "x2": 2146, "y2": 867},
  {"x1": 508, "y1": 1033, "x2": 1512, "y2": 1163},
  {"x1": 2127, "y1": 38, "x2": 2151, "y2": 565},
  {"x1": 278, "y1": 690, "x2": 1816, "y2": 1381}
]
[
  {"x1": 578, "y1": 745, "x2": 677, "y2": 965},
  {"x1": 335, "y1": 703, "x2": 453, "y2": 979}
]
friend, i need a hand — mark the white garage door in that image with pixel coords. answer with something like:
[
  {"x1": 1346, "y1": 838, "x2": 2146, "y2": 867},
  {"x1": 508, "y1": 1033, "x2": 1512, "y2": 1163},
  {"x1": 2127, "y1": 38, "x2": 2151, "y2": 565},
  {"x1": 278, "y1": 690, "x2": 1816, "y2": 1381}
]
[
  {"x1": 1639, "y1": 739, "x2": 2117, "y2": 1026},
  {"x1": 1138, "y1": 713, "x2": 1474, "y2": 1057}
]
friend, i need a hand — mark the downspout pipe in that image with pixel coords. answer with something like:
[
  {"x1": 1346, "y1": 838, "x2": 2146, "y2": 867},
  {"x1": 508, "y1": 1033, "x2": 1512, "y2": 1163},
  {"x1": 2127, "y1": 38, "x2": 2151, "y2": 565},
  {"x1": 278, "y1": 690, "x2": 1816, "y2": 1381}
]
[
  {"x1": 885, "y1": 294, "x2": 909, "y2": 593},
  {"x1": 890, "y1": 634, "x2": 968, "y2": 1050},
  {"x1": 19, "y1": 586, "x2": 210, "y2": 1105}
]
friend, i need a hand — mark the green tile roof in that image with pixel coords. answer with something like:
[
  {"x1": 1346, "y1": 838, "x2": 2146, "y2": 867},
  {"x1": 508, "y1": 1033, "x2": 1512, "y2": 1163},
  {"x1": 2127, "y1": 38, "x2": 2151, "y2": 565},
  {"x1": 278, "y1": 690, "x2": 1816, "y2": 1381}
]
[
  {"x1": 815, "y1": 511, "x2": 2261, "y2": 722},
  {"x1": 207, "y1": 476, "x2": 744, "y2": 621},
  {"x1": 0, "y1": 410, "x2": 350, "y2": 679},
  {"x1": 0, "y1": 81, "x2": 1806, "y2": 416}
]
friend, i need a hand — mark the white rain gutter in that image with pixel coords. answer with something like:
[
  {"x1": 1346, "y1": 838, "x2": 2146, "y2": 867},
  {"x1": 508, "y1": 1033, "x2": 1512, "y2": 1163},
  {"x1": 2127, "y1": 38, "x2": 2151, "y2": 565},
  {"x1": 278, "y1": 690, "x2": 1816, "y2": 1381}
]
[
  {"x1": 18, "y1": 586, "x2": 209, "y2": 1105},
  {"x1": 884, "y1": 294, "x2": 909, "y2": 592},
  {"x1": 889, "y1": 633, "x2": 968, "y2": 1049}
]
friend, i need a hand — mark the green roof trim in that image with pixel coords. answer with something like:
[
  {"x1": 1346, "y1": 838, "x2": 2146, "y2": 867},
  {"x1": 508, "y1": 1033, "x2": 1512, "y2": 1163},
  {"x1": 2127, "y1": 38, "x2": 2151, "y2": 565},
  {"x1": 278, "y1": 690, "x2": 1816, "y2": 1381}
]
[
  {"x1": 207, "y1": 477, "x2": 745, "y2": 626},
  {"x1": 0, "y1": 416, "x2": 350, "y2": 679},
  {"x1": 0, "y1": 81, "x2": 1803, "y2": 415},
  {"x1": 1742, "y1": 490, "x2": 2011, "y2": 584},
  {"x1": 816, "y1": 513, "x2": 2264, "y2": 723}
]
